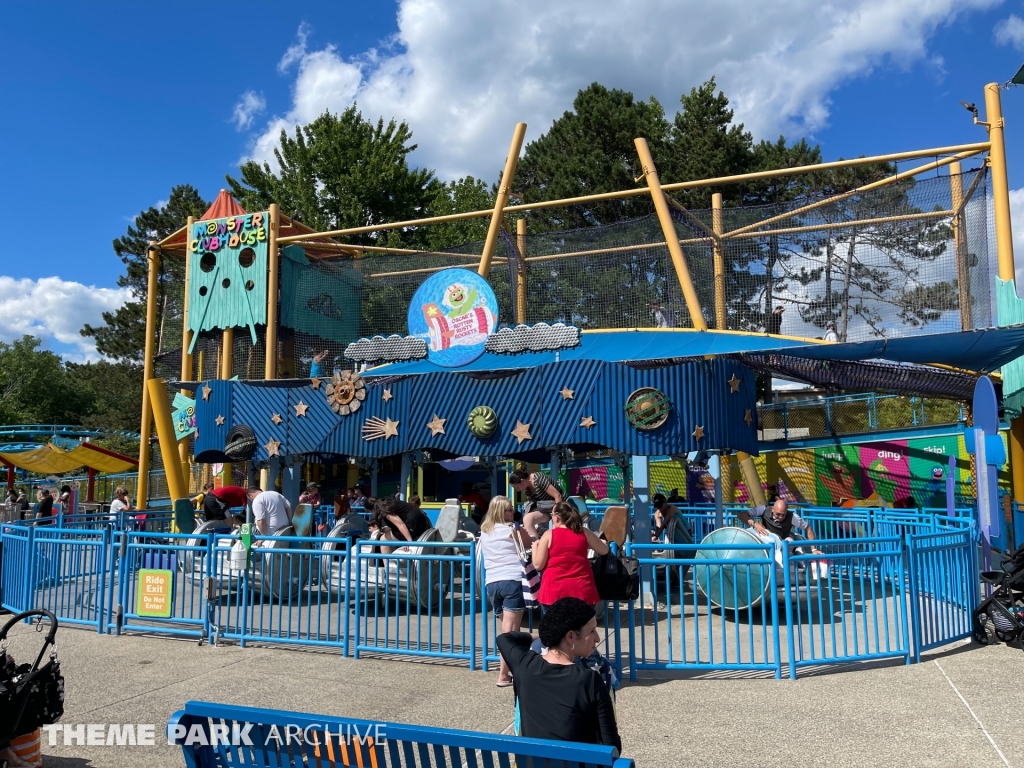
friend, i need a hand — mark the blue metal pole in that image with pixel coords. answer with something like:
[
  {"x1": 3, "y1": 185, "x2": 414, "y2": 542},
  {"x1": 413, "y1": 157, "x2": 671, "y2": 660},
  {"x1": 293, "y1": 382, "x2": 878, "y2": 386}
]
[{"x1": 783, "y1": 542, "x2": 796, "y2": 679}]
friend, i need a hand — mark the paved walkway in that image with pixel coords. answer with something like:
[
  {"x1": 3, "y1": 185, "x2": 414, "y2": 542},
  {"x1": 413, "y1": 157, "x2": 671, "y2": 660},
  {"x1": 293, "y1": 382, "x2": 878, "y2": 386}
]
[{"x1": 5, "y1": 620, "x2": 1022, "y2": 767}]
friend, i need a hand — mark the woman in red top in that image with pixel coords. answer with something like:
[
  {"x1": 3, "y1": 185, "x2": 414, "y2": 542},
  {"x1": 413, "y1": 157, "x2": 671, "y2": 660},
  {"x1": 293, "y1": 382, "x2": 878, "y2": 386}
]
[{"x1": 532, "y1": 501, "x2": 609, "y2": 608}]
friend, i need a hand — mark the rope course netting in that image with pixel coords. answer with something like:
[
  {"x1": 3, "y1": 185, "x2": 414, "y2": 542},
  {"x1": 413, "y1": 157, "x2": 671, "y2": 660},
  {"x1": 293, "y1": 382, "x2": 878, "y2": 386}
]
[{"x1": 151, "y1": 167, "x2": 993, "y2": 384}]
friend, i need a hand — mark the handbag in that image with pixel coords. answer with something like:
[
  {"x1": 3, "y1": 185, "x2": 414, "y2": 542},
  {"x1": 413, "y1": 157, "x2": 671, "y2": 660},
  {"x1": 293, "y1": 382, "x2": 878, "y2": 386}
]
[
  {"x1": 511, "y1": 523, "x2": 541, "y2": 609},
  {"x1": 592, "y1": 551, "x2": 640, "y2": 602}
]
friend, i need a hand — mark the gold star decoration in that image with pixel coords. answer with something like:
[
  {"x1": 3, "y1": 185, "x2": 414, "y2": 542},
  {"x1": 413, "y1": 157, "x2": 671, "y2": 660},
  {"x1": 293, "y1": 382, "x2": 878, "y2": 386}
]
[
  {"x1": 362, "y1": 417, "x2": 400, "y2": 441},
  {"x1": 427, "y1": 414, "x2": 446, "y2": 436},
  {"x1": 311, "y1": 377, "x2": 322, "y2": 390},
  {"x1": 727, "y1": 374, "x2": 741, "y2": 393},
  {"x1": 201, "y1": 383, "x2": 212, "y2": 401},
  {"x1": 264, "y1": 438, "x2": 281, "y2": 457},
  {"x1": 511, "y1": 420, "x2": 532, "y2": 444},
  {"x1": 559, "y1": 387, "x2": 574, "y2": 400},
  {"x1": 382, "y1": 388, "x2": 393, "y2": 402},
  {"x1": 271, "y1": 413, "x2": 283, "y2": 426},
  {"x1": 692, "y1": 425, "x2": 706, "y2": 440},
  {"x1": 215, "y1": 415, "x2": 225, "y2": 426},
  {"x1": 294, "y1": 401, "x2": 309, "y2": 417},
  {"x1": 744, "y1": 409, "x2": 754, "y2": 427},
  {"x1": 580, "y1": 415, "x2": 596, "y2": 429}
]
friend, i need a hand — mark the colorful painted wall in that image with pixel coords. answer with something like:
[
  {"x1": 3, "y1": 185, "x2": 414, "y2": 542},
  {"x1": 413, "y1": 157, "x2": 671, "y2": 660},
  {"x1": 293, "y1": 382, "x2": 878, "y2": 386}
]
[{"x1": 571, "y1": 431, "x2": 1009, "y2": 507}]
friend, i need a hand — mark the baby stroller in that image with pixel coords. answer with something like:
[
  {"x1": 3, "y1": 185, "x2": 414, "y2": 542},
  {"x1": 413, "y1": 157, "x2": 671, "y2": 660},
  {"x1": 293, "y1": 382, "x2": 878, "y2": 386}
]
[
  {"x1": 972, "y1": 542, "x2": 1024, "y2": 646},
  {"x1": 0, "y1": 610, "x2": 65, "y2": 766}
]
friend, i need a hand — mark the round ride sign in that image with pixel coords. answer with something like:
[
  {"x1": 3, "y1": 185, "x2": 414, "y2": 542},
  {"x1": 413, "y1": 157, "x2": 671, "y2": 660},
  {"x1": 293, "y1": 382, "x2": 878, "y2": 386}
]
[{"x1": 408, "y1": 268, "x2": 499, "y2": 367}]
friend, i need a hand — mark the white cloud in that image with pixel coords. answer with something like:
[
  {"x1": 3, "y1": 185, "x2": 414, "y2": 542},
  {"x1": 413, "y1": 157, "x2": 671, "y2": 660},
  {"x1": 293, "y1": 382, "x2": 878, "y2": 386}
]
[
  {"x1": 0, "y1": 277, "x2": 133, "y2": 362},
  {"x1": 232, "y1": 90, "x2": 267, "y2": 131},
  {"x1": 995, "y1": 13, "x2": 1024, "y2": 50},
  {"x1": 278, "y1": 21, "x2": 311, "y2": 73},
  {"x1": 244, "y1": 0, "x2": 997, "y2": 180}
]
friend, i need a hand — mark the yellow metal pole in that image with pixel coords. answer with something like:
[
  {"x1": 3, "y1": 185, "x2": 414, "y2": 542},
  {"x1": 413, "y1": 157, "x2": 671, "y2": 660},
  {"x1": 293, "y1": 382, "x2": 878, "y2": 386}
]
[
  {"x1": 147, "y1": 378, "x2": 188, "y2": 502},
  {"x1": 516, "y1": 218, "x2": 528, "y2": 324},
  {"x1": 712, "y1": 193, "x2": 726, "y2": 329},
  {"x1": 634, "y1": 138, "x2": 707, "y2": 331},
  {"x1": 136, "y1": 243, "x2": 160, "y2": 508},
  {"x1": 478, "y1": 123, "x2": 527, "y2": 278},
  {"x1": 261, "y1": 204, "x2": 282, "y2": 491},
  {"x1": 736, "y1": 451, "x2": 766, "y2": 508},
  {"x1": 221, "y1": 328, "x2": 234, "y2": 485},
  {"x1": 265, "y1": 203, "x2": 281, "y2": 379},
  {"x1": 986, "y1": 84, "x2": 1014, "y2": 283},
  {"x1": 985, "y1": 83, "x2": 1024, "y2": 505},
  {"x1": 949, "y1": 163, "x2": 972, "y2": 331},
  {"x1": 178, "y1": 215, "x2": 195, "y2": 492}
]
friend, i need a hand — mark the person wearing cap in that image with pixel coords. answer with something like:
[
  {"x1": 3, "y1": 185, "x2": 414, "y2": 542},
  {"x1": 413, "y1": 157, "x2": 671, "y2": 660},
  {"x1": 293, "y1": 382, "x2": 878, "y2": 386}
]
[
  {"x1": 299, "y1": 482, "x2": 321, "y2": 507},
  {"x1": 823, "y1": 320, "x2": 839, "y2": 342},
  {"x1": 766, "y1": 305, "x2": 785, "y2": 335},
  {"x1": 497, "y1": 597, "x2": 621, "y2": 750}
]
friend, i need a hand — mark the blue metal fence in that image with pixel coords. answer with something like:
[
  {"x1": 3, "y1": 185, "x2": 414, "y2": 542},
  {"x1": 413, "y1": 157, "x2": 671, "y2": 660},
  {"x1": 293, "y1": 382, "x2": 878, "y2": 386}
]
[
  {"x1": 782, "y1": 537, "x2": 910, "y2": 678},
  {"x1": 117, "y1": 531, "x2": 212, "y2": 640},
  {"x1": 0, "y1": 505, "x2": 985, "y2": 679},
  {"x1": 353, "y1": 539, "x2": 477, "y2": 666},
  {"x1": 628, "y1": 542, "x2": 782, "y2": 678},
  {"x1": 907, "y1": 529, "x2": 976, "y2": 660}
]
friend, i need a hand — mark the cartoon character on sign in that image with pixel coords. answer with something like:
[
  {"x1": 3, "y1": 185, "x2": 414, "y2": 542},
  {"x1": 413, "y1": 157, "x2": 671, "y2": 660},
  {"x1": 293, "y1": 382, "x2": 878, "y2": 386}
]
[{"x1": 409, "y1": 268, "x2": 499, "y2": 367}]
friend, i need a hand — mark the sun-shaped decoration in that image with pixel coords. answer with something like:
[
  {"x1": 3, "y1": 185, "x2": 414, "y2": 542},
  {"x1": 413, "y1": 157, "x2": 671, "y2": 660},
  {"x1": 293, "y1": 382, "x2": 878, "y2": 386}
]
[{"x1": 326, "y1": 371, "x2": 367, "y2": 416}]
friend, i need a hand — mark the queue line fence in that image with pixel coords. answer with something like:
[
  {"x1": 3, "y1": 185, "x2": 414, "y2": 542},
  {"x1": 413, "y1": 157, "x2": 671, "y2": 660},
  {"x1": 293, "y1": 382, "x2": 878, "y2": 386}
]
[{"x1": 0, "y1": 506, "x2": 981, "y2": 679}]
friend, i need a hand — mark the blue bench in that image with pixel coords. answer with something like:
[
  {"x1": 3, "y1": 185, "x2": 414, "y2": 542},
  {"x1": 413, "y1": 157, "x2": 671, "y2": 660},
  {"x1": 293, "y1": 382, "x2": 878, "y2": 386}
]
[{"x1": 170, "y1": 700, "x2": 633, "y2": 767}]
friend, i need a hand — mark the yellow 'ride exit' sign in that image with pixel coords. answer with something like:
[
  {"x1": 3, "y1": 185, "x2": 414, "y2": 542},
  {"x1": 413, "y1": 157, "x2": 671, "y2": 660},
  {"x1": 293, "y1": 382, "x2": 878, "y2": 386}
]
[{"x1": 136, "y1": 569, "x2": 173, "y2": 618}]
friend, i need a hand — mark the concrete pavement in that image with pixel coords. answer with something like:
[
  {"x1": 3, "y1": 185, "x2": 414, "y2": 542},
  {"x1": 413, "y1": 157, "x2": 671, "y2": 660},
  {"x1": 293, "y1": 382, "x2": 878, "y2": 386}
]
[{"x1": 4, "y1": 620, "x2": 1021, "y2": 767}]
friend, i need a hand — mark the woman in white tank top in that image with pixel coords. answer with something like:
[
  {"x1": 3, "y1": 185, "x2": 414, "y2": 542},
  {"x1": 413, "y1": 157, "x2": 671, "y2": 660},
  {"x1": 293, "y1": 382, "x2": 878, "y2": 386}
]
[{"x1": 480, "y1": 496, "x2": 531, "y2": 686}]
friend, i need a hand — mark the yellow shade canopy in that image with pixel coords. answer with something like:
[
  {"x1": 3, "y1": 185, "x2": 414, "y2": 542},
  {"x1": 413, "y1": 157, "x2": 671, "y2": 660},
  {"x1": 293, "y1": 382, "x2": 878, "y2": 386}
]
[{"x1": 0, "y1": 442, "x2": 138, "y2": 475}]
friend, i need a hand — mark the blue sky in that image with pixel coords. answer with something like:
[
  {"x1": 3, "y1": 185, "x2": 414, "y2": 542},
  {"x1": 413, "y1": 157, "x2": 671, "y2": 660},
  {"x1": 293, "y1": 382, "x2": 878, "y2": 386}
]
[{"x1": 3, "y1": 0, "x2": 1024, "y2": 360}]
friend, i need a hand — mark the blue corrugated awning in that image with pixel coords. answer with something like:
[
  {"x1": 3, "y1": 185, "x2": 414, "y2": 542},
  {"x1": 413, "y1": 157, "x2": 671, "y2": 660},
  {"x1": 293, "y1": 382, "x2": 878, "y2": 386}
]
[
  {"x1": 780, "y1": 325, "x2": 1024, "y2": 373},
  {"x1": 365, "y1": 325, "x2": 1024, "y2": 376}
]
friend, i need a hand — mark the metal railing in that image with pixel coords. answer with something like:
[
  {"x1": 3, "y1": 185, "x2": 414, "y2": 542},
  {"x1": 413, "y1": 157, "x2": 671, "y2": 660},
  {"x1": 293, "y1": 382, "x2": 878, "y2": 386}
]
[
  {"x1": 759, "y1": 393, "x2": 967, "y2": 441},
  {"x1": 0, "y1": 506, "x2": 983, "y2": 679},
  {"x1": 629, "y1": 541, "x2": 783, "y2": 677}
]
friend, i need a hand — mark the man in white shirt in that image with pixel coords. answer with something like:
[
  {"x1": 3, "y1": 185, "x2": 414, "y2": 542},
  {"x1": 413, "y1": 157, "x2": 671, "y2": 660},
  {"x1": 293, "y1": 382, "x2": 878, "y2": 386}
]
[
  {"x1": 823, "y1": 320, "x2": 838, "y2": 342},
  {"x1": 247, "y1": 487, "x2": 292, "y2": 537}
]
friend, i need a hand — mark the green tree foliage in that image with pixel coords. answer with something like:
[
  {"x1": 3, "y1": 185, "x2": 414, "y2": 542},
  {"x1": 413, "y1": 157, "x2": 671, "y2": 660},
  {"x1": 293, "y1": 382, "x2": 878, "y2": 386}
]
[
  {"x1": 0, "y1": 337, "x2": 87, "y2": 424},
  {"x1": 226, "y1": 107, "x2": 437, "y2": 247},
  {"x1": 81, "y1": 185, "x2": 209, "y2": 362},
  {"x1": 666, "y1": 78, "x2": 754, "y2": 209},
  {"x1": 516, "y1": 83, "x2": 670, "y2": 230},
  {"x1": 423, "y1": 176, "x2": 494, "y2": 249},
  {"x1": 0, "y1": 337, "x2": 142, "y2": 457}
]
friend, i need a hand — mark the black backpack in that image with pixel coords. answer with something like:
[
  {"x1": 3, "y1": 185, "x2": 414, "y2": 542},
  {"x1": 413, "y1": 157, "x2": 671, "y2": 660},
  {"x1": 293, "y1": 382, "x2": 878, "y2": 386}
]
[{"x1": 592, "y1": 552, "x2": 640, "y2": 601}]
